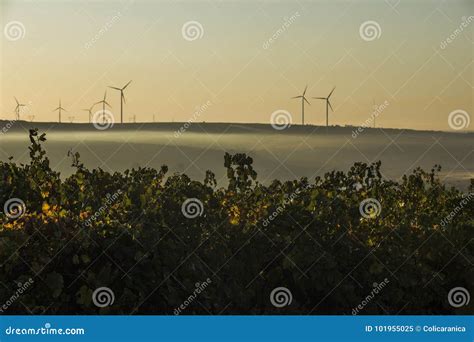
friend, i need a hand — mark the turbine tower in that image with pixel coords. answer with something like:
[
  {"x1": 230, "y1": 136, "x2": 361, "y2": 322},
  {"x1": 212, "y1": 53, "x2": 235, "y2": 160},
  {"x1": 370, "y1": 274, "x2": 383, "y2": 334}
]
[
  {"x1": 14, "y1": 97, "x2": 26, "y2": 120},
  {"x1": 108, "y1": 80, "x2": 132, "y2": 124},
  {"x1": 53, "y1": 99, "x2": 67, "y2": 123},
  {"x1": 94, "y1": 91, "x2": 112, "y2": 124},
  {"x1": 83, "y1": 104, "x2": 95, "y2": 123},
  {"x1": 373, "y1": 99, "x2": 376, "y2": 128},
  {"x1": 313, "y1": 86, "x2": 335, "y2": 127},
  {"x1": 292, "y1": 85, "x2": 310, "y2": 125}
]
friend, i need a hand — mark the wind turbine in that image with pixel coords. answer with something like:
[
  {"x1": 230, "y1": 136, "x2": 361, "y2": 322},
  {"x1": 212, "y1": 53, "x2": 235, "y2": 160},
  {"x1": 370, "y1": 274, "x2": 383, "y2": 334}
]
[
  {"x1": 53, "y1": 99, "x2": 67, "y2": 123},
  {"x1": 108, "y1": 80, "x2": 131, "y2": 124},
  {"x1": 14, "y1": 97, "x2": 26, "y2": 120},
  {"x1": 292, "y1": 85, "x2": 310, "y2": 125},
  {"x1": 94, "y1": 91, "x2": 112, "y2": 124},
  {"x1": 82, "y1": 104, "x2": 95, "y2": 123},
  {"x1": 313, "y1": 86, "x2": 335, "y2": 127}
]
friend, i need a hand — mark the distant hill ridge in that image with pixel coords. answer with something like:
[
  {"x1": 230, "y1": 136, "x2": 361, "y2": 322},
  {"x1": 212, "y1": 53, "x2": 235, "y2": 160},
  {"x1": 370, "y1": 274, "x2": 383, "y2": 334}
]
[{"x1": 1, "y1": 120, "x2": 471, "y2": 135}]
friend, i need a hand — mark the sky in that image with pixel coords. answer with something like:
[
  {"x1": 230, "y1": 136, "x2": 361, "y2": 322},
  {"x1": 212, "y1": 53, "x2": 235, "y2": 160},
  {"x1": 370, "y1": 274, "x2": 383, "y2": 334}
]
[{"x1": 0, "y1": 0, "x2": 472, "y2": 131}]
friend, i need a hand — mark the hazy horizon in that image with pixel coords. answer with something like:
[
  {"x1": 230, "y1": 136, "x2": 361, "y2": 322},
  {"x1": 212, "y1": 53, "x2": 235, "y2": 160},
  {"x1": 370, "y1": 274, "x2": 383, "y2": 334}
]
[
  {"x1": 2, "y1": 119, "x2": 474, "y2": 134},
  {"x1": 1, "y1": 0, "x2": 472, "y2": 131},
  {"x1": 1, "y1": 124, "x2": 472, "y2": 190}
]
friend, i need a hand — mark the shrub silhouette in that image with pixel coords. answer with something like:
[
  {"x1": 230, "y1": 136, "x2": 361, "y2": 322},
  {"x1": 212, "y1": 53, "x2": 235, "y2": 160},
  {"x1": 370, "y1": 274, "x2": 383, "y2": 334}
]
[{"x1": 0, "y1": 129, "x2": 472, "y2": 314}]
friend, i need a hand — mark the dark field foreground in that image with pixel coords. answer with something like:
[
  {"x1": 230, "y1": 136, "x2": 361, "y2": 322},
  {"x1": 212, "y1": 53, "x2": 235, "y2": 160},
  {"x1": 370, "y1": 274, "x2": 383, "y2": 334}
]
[{"x1": 0, "y1": 129, "x2": 472, "y2": 315}]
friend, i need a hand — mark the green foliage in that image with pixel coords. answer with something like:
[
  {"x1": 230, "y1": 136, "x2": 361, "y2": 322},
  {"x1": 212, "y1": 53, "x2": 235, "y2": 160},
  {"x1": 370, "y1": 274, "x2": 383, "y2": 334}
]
[{"x1": 0, "y1": 129, "x2": 472, "y2": 315}]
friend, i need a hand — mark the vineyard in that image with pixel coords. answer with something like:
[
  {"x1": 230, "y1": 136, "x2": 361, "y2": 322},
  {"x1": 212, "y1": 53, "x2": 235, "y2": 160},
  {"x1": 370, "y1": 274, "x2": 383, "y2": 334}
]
[{"x1": 0, "y1": 129, "x2": 472, "y2": 314}]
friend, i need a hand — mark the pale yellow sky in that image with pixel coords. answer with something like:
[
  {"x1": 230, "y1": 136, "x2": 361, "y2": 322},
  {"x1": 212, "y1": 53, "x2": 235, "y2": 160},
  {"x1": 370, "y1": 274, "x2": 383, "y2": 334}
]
[{"x1": 1, "y1": 0, "x2": 472, "y2": 131}]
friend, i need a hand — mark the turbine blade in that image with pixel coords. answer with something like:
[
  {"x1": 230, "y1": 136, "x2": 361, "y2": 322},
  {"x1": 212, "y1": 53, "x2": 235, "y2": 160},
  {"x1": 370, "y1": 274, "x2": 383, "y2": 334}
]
[
  {"x1": 103, "y1": 91, "x2": 107, "y2": 100},
  {"x1": 122, "y1": 80, "x2": 132, "y2": 89},
  {"x1": 312, "y1": 97, "x2": 326, "y2": 100},
  {"x1": 303, "y1": 85, "x2": 308, "y2": 96},
  {"x1": 304, "y1": 97, "x2": 310, "y2": 105},
  {"x1": 14, "y1": 97, "x2": 19, "y2": 105},
  {"x1": 292, "y1": 96, "x2": 302, "y2": 99},
  {"x1": 328, "y1": 86, "x2": 336, "y2": 98},
  {"x1": 328, "y1": 100, "x2": 334, "y2": 112},
  {"x1": 104, "y1": 101, "x2": 112, "y2": 107},
  {"x1": 53, "y1": 107, "x2": 60, "y2": 112},
  {"x1": 122, "y1": 93, "x2": 126, "y2": 104},
  {"x1": 109, "y1": 86, "x2": 121, "y2": 91}
]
